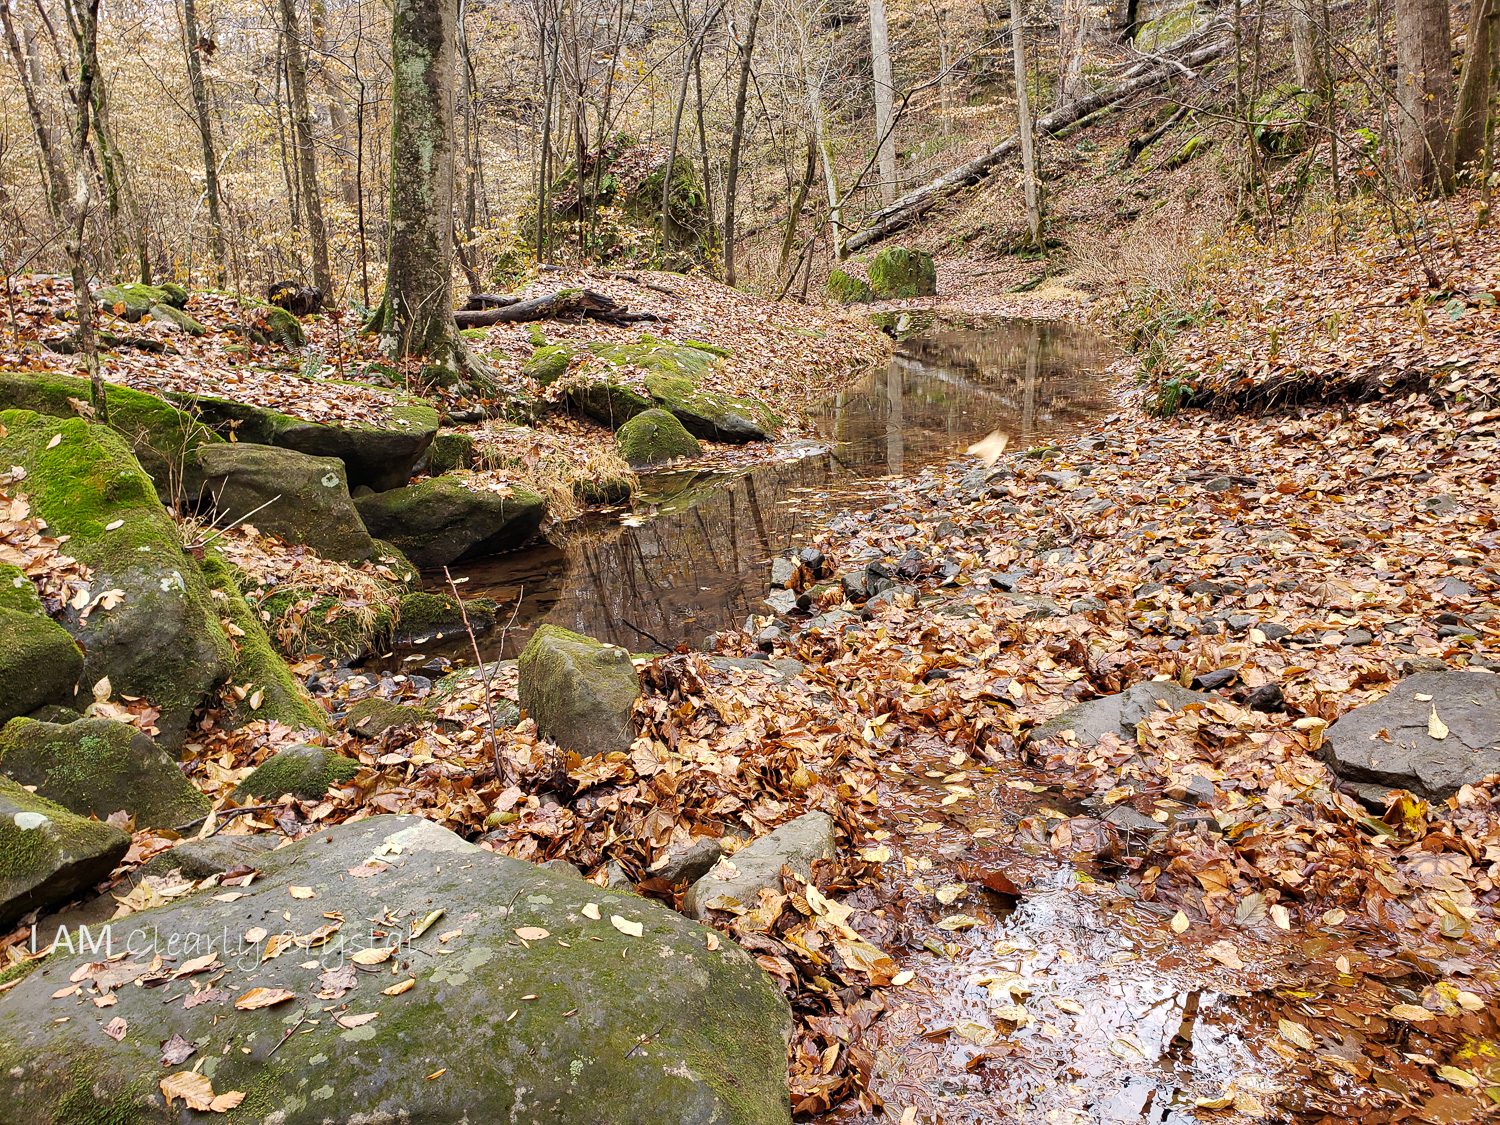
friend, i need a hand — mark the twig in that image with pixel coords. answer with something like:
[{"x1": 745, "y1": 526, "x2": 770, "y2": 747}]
[
  {"x1": 625, "y1": 1024, "x2": 666, "y2": 1059},
  {"x1": 267, "y1": 1011, "x2": 307, "y2": 1056},
  {"x1": 174, "y1": 805, "x2": 281, "y2": 835},
  {"x1": 187, "y1": 493, "x2": 284, "y2": 551},
  {"x1": 443, "y1": 566, "x2": 520, "y2": 786}
]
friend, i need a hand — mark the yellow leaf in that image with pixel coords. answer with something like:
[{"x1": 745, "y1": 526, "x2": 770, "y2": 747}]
[
  {"x1": 1205, "y1": 940, "x2": 1244, "y2": 969},
  {"x1": 161, "y1": 1071, "x2": 215, "y2": 1111},
  {"x1": 288, "y1": 886, "x2": 315, "y2": 900},
  {"x1": 383, "y1": 978, "x2": 416, "y2": 996},
  {"x1": 1436, "y1": 1065, "x2": 1479, "y2": 1089},
  {"x1": 514, "y1": 927, "x2": 550, "y2": 942},
  {"x1": 610, "y1": 915, "x2": 644, "y2": 938},
  {"x1": 234, "y1": 986, "x2": 295, "y2": 1010},
  {"x1": 1278, "y1": 1018, "x2": 1315, "y2": 1050},
  {"x1": 1389, "y1": 1004, "x2": 1435, "y2": 1022},
  {"x1": 350, "y1": 946, "x2": 394, "y2": 966},
  {"x1": 1170, "y1": 911, "x2": 1189, "y2": 933},
  {"x1": 411, "y1": 909, "x2": 444, "y2": 939},
  {"x1": 1428, "y1": 706, "x2": 1449, "y2": 740}
]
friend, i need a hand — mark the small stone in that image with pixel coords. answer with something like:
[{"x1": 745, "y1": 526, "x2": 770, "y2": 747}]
[
  {"x1": 1243, "y1": 683, "x2": 1285, "y2": 711},
  {"x1": 1037, "y1": 470, "x2": 1082, "y2": 489},
  {"x1": 754, "y1": 624, "x2": 788, "y2": 651},
  {"x1": 651, "y1": 839, "x2": 724, "y2": 885},
  {"x1": 764, "y1": 589, "x2": 800, "y2": 616},
  {"x1": 769, "y1": 557, "x2": 799, "y2": 589},
  {"x1": 684, "y1": 812, "x2": 835, "y2": 918},
  {"x1": 1202, "y1": 476, "x2": 1234, "y2": 492},
  {"x1": 1258, "y1": 622, "x2": 1292, "y2": 641},
  {"x1": 797, "y1": 547, "x2": 827, "y2": 577},
  {"x1": 1342, "y1": 629, "x2": 1375, "y2": 647}
]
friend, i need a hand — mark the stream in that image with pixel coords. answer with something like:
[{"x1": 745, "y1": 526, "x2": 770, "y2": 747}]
[{"x1": 401, "y1": 316, "x2": 1114, "y2": 664}]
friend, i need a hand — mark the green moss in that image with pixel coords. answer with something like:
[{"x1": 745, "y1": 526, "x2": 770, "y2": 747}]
[
  {"x1": 395, "y1": 591, "x2": 496, "y2": 644},
  {"x1": 239, "y1": 300, "x2": 306, "y2": 348},
  {"x1": 424, "y1": 431, "x2": 477, "y2": 474},
  {"x1": 345, "y1": 697, "x2": 432, "y2": 737},
  {"x1": 643, "y1": 374, "x2": 780, "y2": 442},
  {"x1": 1252, "y1": 83, "x2": 1315, "y2": 156},
  {"x1": 591, "y1": 335, "x2": 721, "y2": 381},
  {"x1": 236, "y1": 743, "x2": 360, "y2": 800},
  {"x1": 93, "y1": 282, "x2": 185, "y2": 321},
  {"x1": 201, "y1": 550, "x2": 329, "y2": 732},
  {"x1": 0, "y1": 562, "x2": 44, "y2": 615},
  {"x1": 0, "y1": 601, "x2": 83, "y2": 723},
  {"x1": 682, "y1": 339, "x2": 732, "y2": 358},
  {"x1": 868, "y1": 247, "x2": 937, "y2": 299},
  {"x1": 523, "y1": 344, "x2": 577, "y2": 387},
  {"x1": 525, "y1": 325, "x2": 548, "y2": 347},
  {"x1": 259, "y1": 587, "x2": 397, "y2": 662},
  {"x1": 0, "y1": 370, "x2": 222, "y2": 500},
  {"x1": 614, "y1": 407, "x2": 701, "y2": 467},
  {"x1": 827, "y1": 268, "x2": 873, "y2": 305},
  {"x1": 0, "y1": 775, "x2": 130, "y2": 927},
  {"x1": 460, "y1": 327, "x2": 489, "y2": 341}
]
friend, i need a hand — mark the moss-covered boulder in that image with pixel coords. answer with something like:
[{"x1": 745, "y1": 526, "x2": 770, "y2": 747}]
[
  {"x1": 0, "y1": 411, "x2": 232, "y2": 746},
  {"x1": 420, "y1": 431, "x2": 477, "y2": 474},
  {"x1": 344, "y1": 696, "x2": 434, "y2": 738},
  {"x1": 237, "y1": 300, "x2": 306, "y2": 348},
  {"x1": 193, "y1": 443, "x2": 376, "y2": 562},
  {"x1": 827, "y1": 268, "x2": 873, "y2": 304},
  {"x1": 258, "y1": 585, "x2": 398, "y2": 663},
  {"x1": 92, "y1": 282, "x2": 187, "y2": 322},
  {"x1": 355, "y1": 476, "x2": 546, "y2": 568},
  {"x1": 0, "y1": 814, "x2": 793, "y2": 1123},
  {"x1": 394, "y1": 590, "x2": 497, "y2": 646},
  {"x1": 518, "y1": 624, "x2": 640, "y2": 756},
  {"x1": 0, "y1": 565, "x2": 83, "y2": 723},
  {"x1": 0, "y1": 717, "x2": 208, "y2": 829},
  {"x1": 0, "y1": 776, "x2": 130, "y2": 929},
  {"x1": 235, "y1": 743, "x2": 360, "y2": 801},
  {"x1": 200, "y1": 550, "x2": 328, "y2": 732},
  {"x1": 171, "y1": 389, "x2": 440, "y2": 492},
  {"x1": 615, "y1": 407, "x2": 701, "y2": 467},
  {"x1": 0, "y1": 370, "x2": 223, "y2": 503},
  {"x1": 566, "y1": 380, "x2": 653, "y2": 429},
  {"x1": 644, "y1": 374, "x2": 780, "y2": 443},
  {"x1": 868, "y1": 247, "x2": 937, "y2": 299},
  {"x1": 523, "y1": 344, "x2": 577, "y2": 388}
]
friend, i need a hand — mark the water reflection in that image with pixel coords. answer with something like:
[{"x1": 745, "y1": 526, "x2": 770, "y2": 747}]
[{"x1": 423, "y1": 318, "x2": 1111, "y2": 660}]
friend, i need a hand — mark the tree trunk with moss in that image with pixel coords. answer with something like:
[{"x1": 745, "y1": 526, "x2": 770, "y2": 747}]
[
  {"x1": 371, "y1": 0, "x2": 477, "y2": 385},
  {"x1": 64, "y1": 0, "x2": 106, "y2": 424},
  {"x1": 1446, "y1": 0, "x2": 1499, "y2": 181}
]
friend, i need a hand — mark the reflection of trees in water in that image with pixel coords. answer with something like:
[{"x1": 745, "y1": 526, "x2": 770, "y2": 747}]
[{"x1": 450, "y1": 321, "x2": 1110, "y2": 659}]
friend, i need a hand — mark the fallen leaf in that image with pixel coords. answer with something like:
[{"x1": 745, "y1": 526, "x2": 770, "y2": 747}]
[
  {"x1": 102, "y1": 1017, "x2": 127, "y2": 1041},
  {"x1": 610, "y1": 915, "x2": 644, "y2": 938},
  {"x1": 234, "y1": 987, "x2": 295, "y2": 1011}
]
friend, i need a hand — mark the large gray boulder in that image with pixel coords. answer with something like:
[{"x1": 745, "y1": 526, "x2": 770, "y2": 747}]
[
  {"x1": 1027, "y1": 681, "x2": 1213, "y2": 746},
  {"x1": 0, "y1": 411, "x2": 232, "y2": 747},
  {"x1": 518, "y1": 624, "x2": 641, "y2": 756},
  {"x1": 0, "y1": 815, "x2": 793, "y2": 1124},
  {"x1": 684, "y1": 811, "x2": 836, "y2": 919},
  {"x1": 0, "y1": 777, "x2": 129, "y2": 929},
  {"x1": 355, "y1": 475, "x2": 546, "y2": 568},
  {"x1": 1324, "y1": 671, "x2": 1500, "y2": 799},
  {"x1": 0, "y1": 717, "x2": 208, "y2": 829},
  {"x1": 0, "y1": 564, "x2": 83, "y2": 723},
  {"x1": 193, "y1": 443, "x2": 376, "y2": 562}
]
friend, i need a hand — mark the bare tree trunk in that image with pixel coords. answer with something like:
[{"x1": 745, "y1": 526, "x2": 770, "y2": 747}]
[
  {"x1": 1056, "y1": 0, "x2": 1089, "y2": 108},
  {"x1": 312, "y1": 0, "x2": 359, "y2": 210},
  {"x1": 90, "y1": 65, "x2": 151, "y2": 281},
  {"x1": 1289, "y1": 0, "x2": 1327, "y2": 92},
  {"x1": 723, "y1": 0, "x2": 763, "y2": 285},
  {"x1": 778, "y1": 132, "x2": 817, "y2": 279},
  {"x1": 372, "y1": 0, "x2": 480, "y2": 386},
  {"x1": 181, "y1": 0, "x2": 227, "y2": 283},
  {"x1": 1395, "y1": 0, "x2": 1453, "y2": 192},
  {"x1": 1010, "y1": 0, "x2": 1043, "y2": 248},
  {"x1": 869, "y1": 0, "x2": 897, "y2": 204},
  {"x1": 1, "y1": 5, "x2": 69, "y2": 226},
  {"x1": 279, "y1": 0, "x2": 332, "y2": 295},
  {"x1": 1446, "y1": 0, "x2": 1499, "y2": 179},
  {"x1": 63, "y1": 0, "x2": 105, "y2": 422}
]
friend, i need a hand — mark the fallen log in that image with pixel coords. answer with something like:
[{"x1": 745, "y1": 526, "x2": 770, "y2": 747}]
[
  {"x1": 453, "y1": 288, "x2": 659, "y2": 328},
  {"x1": 843, "y1": 29, "x2": 1232, "y2": 253}
]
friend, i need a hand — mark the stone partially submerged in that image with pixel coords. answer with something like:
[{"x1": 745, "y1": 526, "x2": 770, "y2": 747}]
[
  {"x1": 1027, "y1": 681, "x2": 1212, "y2": 747},
  {"x1": 0, "y1": 411, "x2": 232, "y2": 746},
  {"x1": 354, "y1": 476, "x2": 546, "y2": 568},
  {"x1": 0, "y1": 717, "x2": 208, "y2": 829},
  {"x1": 0, "y1": 776, "x2": 129, "y2": 929},
  {"x1": 518, "y1": 624, "x2": 640, "y2": 756},
  {"x1": 1324, "y1": 671, "x2": 1500, "y2": 800},
  {"x1": 0, "y1": 814, "x2": 793, "y2": 1123}
]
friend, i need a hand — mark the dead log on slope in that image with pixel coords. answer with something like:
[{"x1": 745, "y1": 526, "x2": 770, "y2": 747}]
[
  {"x1": 843, "y1": 31, "x2": 1233, "y2": 253},
  {"x1": 453, "y1": 288, "x2": 659, "y2": 328}
]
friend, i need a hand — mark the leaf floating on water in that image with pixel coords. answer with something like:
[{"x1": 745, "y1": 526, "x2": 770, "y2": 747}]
[
  {"x1": 1205, "y1": 940, "x2": 1244, "y2": 969},
  {"x1": 1170, "y1": 911, "x2": 1190, "y2": 933},
  {"x1": 934, "y1": 914, "x2": 983, "y2": 932},
  {"x1": 1278, "y1": 1018, "x2": 1315, "y2": 1050},
  {"x1": 1436, "y1": 1065, "x2": 1479, "y2": 1089}
]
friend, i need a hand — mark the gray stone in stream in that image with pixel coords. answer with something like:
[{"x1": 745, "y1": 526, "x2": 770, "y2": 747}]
[
  {"x1": 1037, "y1": 470, "x2": 1082, "y2": 489},
  {"x1": 684, "y1": 811, "x2": 836, "y2": 918},
  {"x1": 518, "y1": 624, "x2": 640, "y2": 756},
  {"x1": 1028, "y1": 682, "x2": 1214, "y2": 747},
  {"x1": 235, "y1": 743, "x2": 361, "y2": 801},
  {"x1": 355, "y1": 475, "x2": 546, "y2": 568},
  {"x1": 651, "y1": 838, "x2": 725, "y2": 885},
  {"x1": 764, "y1": 588, "x2": 801, "y2": 616},
  {"x1": 0, "y1": 815, "x2": 794, "y2": 1124},
  {"x1": 0, "y1": 776, "x2": 130, "y2": 929},
  {"x1": 0, "y1": 717, "x2": 209, "y2": 830},
  {"x1": 806, "y1": 609, "x2": 858, "y2": 635},
  {"x1": 1323, "y1": 671, "x2": 1500, "y2": 799},
  {"x1": 193, "y1": 443, "x2": 376, "y2": 562}
]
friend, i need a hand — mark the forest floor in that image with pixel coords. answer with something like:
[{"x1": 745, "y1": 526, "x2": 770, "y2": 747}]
[{"x1": 2, "y1": 193, "x2": 1498, "y2": 1122}]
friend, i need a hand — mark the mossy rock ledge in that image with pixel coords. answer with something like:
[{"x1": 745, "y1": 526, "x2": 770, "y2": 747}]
[
  {"x1": 615, "y1": 407, "x2": 702, "y2": 467},
  {"x1": 0, "y1": 564, "x2": 84, "y2": 724},
  {"x1": 0, "y1": 775, "x2": 130, "y2": 929},
  {"x1": 168, "y1": 389, "x2": 441, "y2": 492},
  {"x1": 0, "y1": 410, "x2": 232, "y2": 747},
  {"x1": 644, "y1": 374, "x2": 780, "y2": 443},
  {"x1": 192, "y1": 443, "x2": 377, "y2": 562},
  {"x1": 827, "y1": 268, "x2": 873, "y2": 305},
  {"x1": 393, "y1": 590, "x2": 497, "y2": 646},
  {"x1": 867, "y1": 247, "x2": 937, "y2": 299},
  {"x1": 518, "y1": 624, "x2": 641, "y2": 756},
  {"x1": 0, "y1": 814, "x2": 793, "y2": 1124},
  {"x1": 355, "y1": 476, "x2": 546, "y2": 569},
  {"x1": 0, "y1": 717, "x2": 209, "y2": 829}
]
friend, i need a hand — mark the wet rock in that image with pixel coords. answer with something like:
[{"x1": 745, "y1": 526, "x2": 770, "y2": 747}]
[
  {"x1": 0, "y1": 776, "x2": 130, "y2": 928},
  {"x1": 0, "y1": 815, "x2": 794, "y2": 1123},
  {"x1": 235, "y1": 743, "x2": 361, "y2": 801},
  {"x1": 355, "y1": 476, "x2": 546, "y2": 568},
  {"x1": 1102, "y1": 805, "x2": 1168, "y2": 844},
  {"x1": 840, "y1": 570, "x2": 870, "y2": 600},
  {"x1": 614, "y1": 407, "x2": 702, "y2": 467},
  {"x1": 518, "y1": 624, "x2": 640, "y2": 756},
  {"x1": 0, "y1": 717, "x2": 208, "y2": 829},
  {"x1": 896, "y1": 549, "x2": 928, "y2": 580},
  {"x1": 755, "y1": 624, "x2": 788, "y2": 650},
  {"x1": 1323, "y1": 671, "x2": 1500, "y2": 799},
  {"x1": 765, "y1": 588, "x2": 802, "y2": 616},
  {"x1": 797, "y1": 547, "x2": 828, "y2": 578},
  {"x1": 684, "y1": 811, "x2": 835, "y2": 918},
  {"x1": 0, "y1": 565, "x2": 83, "y2": 724},
  {"x1": 1243, "y1": 683, "x2": 1285, "y2": 712},
  {"x1": 1028, "y1": 682, "x2": 1213, "y2": 747},
  {"x1": 392, "y1": 591, "x2": 496, "y2": 646},
  {"x1": 193, "y1": 443, "x2": 376, "y2": 562},
  {"x1": 651, "y1": 838, "x2": 724, "y2": 885}
]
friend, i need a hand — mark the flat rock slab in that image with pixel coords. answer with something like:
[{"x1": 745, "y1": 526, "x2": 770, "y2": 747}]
[
  {"x1": 684, "y1": 811, "x2": 836, "y2": 919},
  {"x1": 1324, "y1": 671, "x2": 1500, "y2": 799},
  {"x1": 1028, "y1": 681, "x2": 1213, "y2": 746},
  {"x1": 0, "y1": 814, "x2": 793, "y2": 1124}
]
